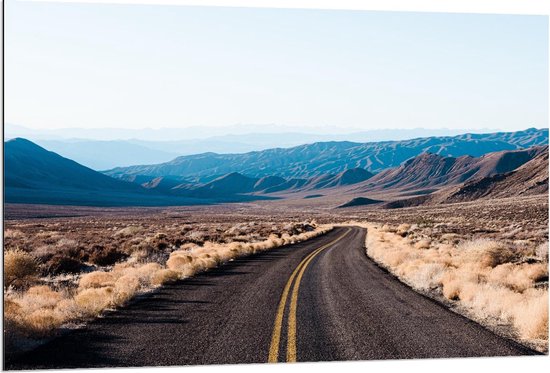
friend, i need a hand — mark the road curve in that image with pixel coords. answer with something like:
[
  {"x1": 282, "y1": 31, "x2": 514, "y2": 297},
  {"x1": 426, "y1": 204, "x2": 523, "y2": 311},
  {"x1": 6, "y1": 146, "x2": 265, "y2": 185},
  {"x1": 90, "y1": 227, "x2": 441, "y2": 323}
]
[{"x1": 5, "y1": 227, "x2": 537, "y2": 369}]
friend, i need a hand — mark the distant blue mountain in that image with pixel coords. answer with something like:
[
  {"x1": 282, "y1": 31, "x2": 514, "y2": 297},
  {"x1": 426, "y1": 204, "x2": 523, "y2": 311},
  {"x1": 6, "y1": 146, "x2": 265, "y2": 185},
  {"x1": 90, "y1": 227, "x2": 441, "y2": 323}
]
[
  {"x1": 4, "y1": 128, "x2": 547, "y2": 206},
  {"x1": 34, "y1": 140, "x2": 179, "y2": 170},
  {"x1": 105, "y1": 128, "x2": 548, "y2": 182},
  {"x1": 3, "y1": 138, "x2": 271, "y2": 206},
  {"x1": 5, "y1": 123, "x2": 498, "y2": 170}
]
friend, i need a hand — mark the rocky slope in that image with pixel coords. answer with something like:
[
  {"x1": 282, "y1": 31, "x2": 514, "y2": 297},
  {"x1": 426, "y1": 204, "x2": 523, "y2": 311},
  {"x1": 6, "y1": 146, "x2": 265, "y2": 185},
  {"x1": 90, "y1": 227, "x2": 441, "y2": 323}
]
[{"x1": 104, "y1": 128, "x2": 548, "y2": 182}]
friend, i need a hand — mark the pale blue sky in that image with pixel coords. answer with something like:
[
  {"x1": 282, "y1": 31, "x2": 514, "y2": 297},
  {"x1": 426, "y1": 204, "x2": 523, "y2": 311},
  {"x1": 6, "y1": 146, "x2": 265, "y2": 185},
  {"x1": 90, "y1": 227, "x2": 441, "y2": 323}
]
[{"x1": 5, "y1": 1, "x2": 549, "y2": 132}]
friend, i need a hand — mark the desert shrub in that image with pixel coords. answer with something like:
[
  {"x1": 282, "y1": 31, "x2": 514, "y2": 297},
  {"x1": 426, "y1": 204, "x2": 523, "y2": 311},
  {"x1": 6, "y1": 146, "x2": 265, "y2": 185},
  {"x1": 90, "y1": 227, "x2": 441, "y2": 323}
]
[
  {"x1": 17, "y1": 286, "x2": 64, "y2": 312},
  {"x1": 10, "y1": 286, "x2": 64, "y2": 335},
  {"x1": 487, "y1": 263, "x2": 548, "y2": 292},
  {"x1": 112, "y1": 275, "x2": 140, "y2": 306},
  {"x1": 513, "y1": 290, "x2": 549, "y2": 339},
  {"x1": 75, "y1": 287, "x2": 114, "y2": 317},
  {"x1": 114, "y1": 226, "x2": 143, "y2": 237},
  {"x1": 44, "y1": 254, "x2": 83, "y2": 275},
  {"x1": 55, "y1": 238, "x2": 80, "y2": 257},
  {"x1": 458, "y1": 239, "x2": 517, "y2": 268},
  {"x1": 54, "y1": 298, "x2": 81, "y2": 321},
  {"x1": 4, "y1": 299, "x2": 24, "y2": 336},
  {"x1": 396, "y1": 223, "x2": 411, "y2": 237},
  {"x1": 25, "y1": 309, "x2": 63, "y2": 336},
  {"x1": 4, "y1": 229, "x2": 24, "y2": 239},
  {"x1": 56, "y1": 238, "x2": 77, "y2": 247},
  {"x1": 166, "y1": 254, "x2": 194, "y2": 275},
  {"x1": 440, "y1": 233, "x2": 460, "y2": 244},
  {"x1": 535, "y1": 242, "x2": 548, "y2": 262},
  {"x1": 89, "y1": 246, "x2": 128, "y2": 266},
  {"x1": 4, "y1": 249, "x2": 39, "y2": 289},
  {"x1": 414, "y1": 239, "x2": 431, "y2": 249},
  {"x1": 380, "y1": 224, "x2": 394, "y2": 233},
  {"x1": 185, "y1": 231, "x2": 207, "y2": 244},
  {"x1": 120, "y1": 241, "x2": 140, "y2": 256},
  {"x1": 283, "y1": 222, "x2": 313, "y2": 236},
  {"x1": 33, "y1": 245, "x2": 58, "y2": 262},
  {"x1": 134, "y1": 262, "x2": 163, "y2": 282},
  {"x1": 151, "y1": 269, "x2": 179, "y2": 285},
  {"x1": 36, "y1": 231, "x2": 62, "y2": 244},
  {"x1": 4, "y1": 298, "x2": 22, "y2": 320},
  {"x1": 127, "y1": 240, "x2": 165, "y2": 262},
  {"x1": 4, "y1": 298, "x2": 26, "y2": 350},
  {"x1": 79, "y1": 271, "x2": 116, "y2": 289},
  {"x1": 409, "y1": 262, "x2": 447, "y2": 291}
]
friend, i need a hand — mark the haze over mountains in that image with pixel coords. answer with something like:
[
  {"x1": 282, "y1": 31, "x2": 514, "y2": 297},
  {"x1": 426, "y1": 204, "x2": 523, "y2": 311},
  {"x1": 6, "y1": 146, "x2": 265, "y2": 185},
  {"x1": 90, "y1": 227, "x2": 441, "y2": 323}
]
[
  {"x1": 7, "y1": 123, "x2": 494, "y2": 142},
  {"x1": 6, "y1": 123, "x2": 500, "y2": 170},
  {"x1": 33, "y1": 140, "x2": 180, "y2": 170},
  {"x1": 4, "y1": 128, "x2": 548, "y2": 207},
  {"x1": 4, "y1": 139, "x2": 269, "y2": 206}
]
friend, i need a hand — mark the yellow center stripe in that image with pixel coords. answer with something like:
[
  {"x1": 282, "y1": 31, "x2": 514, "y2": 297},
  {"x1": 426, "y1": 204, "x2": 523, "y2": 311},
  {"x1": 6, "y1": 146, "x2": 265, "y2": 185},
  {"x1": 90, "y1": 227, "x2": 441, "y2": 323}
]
[
  {"x1": 267, "y1": 249, "x2": 318, "y2": 363},
  {"x1": 268, "y1": 228, "x2": 351, "y2": 363}
]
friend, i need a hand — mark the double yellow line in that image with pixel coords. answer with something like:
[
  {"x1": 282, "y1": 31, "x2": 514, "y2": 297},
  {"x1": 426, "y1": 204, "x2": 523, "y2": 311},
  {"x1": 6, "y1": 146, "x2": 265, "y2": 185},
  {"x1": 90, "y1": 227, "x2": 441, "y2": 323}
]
[{"x1": 267, "y1": 228, "x2": 351, "y2": 363}]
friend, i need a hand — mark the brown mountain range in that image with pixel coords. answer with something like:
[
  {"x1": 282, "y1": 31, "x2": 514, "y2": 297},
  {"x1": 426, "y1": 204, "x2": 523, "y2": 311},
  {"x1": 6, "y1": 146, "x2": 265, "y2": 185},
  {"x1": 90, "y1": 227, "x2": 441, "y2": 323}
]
[{"x1": 382, "y1": 146, "x2": 548, "y2": 208}]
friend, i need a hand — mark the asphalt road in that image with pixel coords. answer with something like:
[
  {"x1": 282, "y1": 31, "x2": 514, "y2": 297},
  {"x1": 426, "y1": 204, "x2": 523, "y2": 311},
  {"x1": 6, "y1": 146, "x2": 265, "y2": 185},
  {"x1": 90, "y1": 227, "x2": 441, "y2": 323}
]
[{"x1": 5, "y1": 227, "x2": 537, "y2": 369}]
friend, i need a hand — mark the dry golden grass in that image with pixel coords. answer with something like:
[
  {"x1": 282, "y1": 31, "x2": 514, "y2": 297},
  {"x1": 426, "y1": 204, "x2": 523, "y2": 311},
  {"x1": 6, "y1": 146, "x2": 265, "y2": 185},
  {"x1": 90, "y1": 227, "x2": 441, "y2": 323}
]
[
  {"x1": 4, "y1": 249, "x2": 39, "y2": 289},
  {"x1": 4, "y1": 221, "x2": 332, "y2": 352},
  {"x1": 79, "y1": 271, "x2": 116, "y2": 289},
  {"x1": 114, "y1": 225, "x2": 143, "y2": 237},
  {"x1": 4, "y1": 285, "x2": 67, "y2": 347},
  {"x1": 75, "y1": 287, "x2": 114, "y2": 316},
  {"x1": 4, "y1": 229, "x2": 24, "y2": 239},
  {"x1": 359, "y1": 222, "x2": 548, "y2": 350}
]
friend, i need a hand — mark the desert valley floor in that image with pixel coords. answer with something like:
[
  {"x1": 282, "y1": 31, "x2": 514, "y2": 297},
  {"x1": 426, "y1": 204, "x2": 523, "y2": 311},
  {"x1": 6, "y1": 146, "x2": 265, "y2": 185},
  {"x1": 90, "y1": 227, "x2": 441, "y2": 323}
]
[{"x1": 4, "y1": 193, "x2": 549, "y2": 368}]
